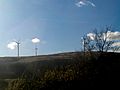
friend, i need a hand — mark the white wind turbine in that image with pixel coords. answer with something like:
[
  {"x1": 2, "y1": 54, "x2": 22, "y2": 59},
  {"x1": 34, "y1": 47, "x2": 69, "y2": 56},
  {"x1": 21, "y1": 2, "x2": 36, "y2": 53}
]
[
  {"x1": 32, "y1": 38, "x2": 40, "y2": 56},
  {"x1": 7, "y1": 40, "x2": 20, "y2": 59}
]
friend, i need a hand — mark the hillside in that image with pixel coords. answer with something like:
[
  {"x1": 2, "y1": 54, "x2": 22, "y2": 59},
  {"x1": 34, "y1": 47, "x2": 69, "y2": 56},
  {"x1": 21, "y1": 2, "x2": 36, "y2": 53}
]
[
  {"x1": 0, "y1": 52, "x2": 79, "y2": 62},
  {"x1": 0, "y1": 52, "x2": 120, "y2": 89},
  {"x1": 0, "y1": 52, "x2": 81, "y2": 78},
  {"x1": 0, "y1": 52, "x2": 81, "y2": 90}
]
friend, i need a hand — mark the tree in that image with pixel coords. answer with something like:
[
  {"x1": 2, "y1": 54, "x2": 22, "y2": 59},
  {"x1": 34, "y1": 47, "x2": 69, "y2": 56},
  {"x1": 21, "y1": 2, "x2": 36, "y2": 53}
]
[{"x1": 81, "y1": 26, "x2": 120, "y2": 53}]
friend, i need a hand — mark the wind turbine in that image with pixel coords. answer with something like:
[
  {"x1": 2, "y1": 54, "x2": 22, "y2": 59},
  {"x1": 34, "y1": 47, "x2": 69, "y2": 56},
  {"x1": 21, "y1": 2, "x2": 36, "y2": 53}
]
[
  {"x1": 32, "y1": 38, "x2": 40, "y2": 56},
  {"x1": 14, "y1": 41, "x2": 20, "y2": 58},
  {"x1": 7, "y1": 40, "x2": 20, "y2": 59}
]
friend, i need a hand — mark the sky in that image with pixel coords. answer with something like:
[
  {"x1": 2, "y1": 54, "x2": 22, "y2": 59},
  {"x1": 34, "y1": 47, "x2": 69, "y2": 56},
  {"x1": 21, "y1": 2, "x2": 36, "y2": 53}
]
[{"x1": 0, "y1": 0, "x2": 120, "y2": 56}]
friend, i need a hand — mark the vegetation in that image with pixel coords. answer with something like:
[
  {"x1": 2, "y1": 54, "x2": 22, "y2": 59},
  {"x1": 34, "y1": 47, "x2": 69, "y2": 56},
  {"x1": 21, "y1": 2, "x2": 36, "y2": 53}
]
[
  {"x1": 6, "y1": 52, "x2": 120, "y2": 89},
  {"x1": 81, "y1": 26, "x2": 120, "y2": 53},
  {"x1": 0, "y1": 80, "x2": 8, "y2": 90}
]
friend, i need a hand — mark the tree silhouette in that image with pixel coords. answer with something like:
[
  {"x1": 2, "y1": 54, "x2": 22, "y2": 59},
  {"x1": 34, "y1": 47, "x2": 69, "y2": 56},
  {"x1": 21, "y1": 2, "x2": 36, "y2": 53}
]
[{"x1": 81, "y1": 26, "x2": 120, "y2": 53}]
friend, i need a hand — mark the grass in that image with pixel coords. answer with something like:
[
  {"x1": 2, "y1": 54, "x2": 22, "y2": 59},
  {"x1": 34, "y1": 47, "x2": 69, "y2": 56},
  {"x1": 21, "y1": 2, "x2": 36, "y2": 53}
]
[
  {"x1": 0, "y1": 79, "x2": 8, "y2": 90},
  {"x1": 0, "y1": 52, "x2": 120, "y2": 89}
]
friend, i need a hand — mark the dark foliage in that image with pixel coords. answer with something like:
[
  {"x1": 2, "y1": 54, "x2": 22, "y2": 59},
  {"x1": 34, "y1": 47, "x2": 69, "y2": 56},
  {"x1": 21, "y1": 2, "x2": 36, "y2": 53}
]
[{"x1": 7, "y1": 52, "x2": 120, "y2": 89}]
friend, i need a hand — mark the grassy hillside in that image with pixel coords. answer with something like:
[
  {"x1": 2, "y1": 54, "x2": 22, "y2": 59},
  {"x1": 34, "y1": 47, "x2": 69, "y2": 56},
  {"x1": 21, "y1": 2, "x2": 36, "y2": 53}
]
[
  {"x1": 0, "y1": 52, "x2": 120, "y2": 89},
  {"x1": 0, "y1": 52, "x2": 81, "y2": 90},
  {"x1": 0, "y1": 52, "x2": 80, "y2": 77}
]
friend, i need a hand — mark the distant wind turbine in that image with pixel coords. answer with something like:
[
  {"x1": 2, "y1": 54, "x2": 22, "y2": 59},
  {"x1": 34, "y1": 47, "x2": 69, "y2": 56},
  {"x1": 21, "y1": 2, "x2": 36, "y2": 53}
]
[
  {"x1": 7, "y1": 40, "x2": 20, "y2": 59},
  {"x1": 15, "y1": 41, "x2": 20, "y2": 59},
  {"x1": 32, "y1": 38, "x2": 40, "y2": 56}
]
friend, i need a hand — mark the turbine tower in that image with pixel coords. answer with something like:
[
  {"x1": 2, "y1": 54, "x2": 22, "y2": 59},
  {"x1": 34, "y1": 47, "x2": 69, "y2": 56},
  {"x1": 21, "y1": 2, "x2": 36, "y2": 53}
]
[
  {"x1": 35, "y1": 44, "x2": 38, "y2": 56},
  {"x1": 32, "y1": 38, "x2": 40, "y2": 56},
  {"x1": 15, "y1": 41, "x2": 20, "y2": 59}
]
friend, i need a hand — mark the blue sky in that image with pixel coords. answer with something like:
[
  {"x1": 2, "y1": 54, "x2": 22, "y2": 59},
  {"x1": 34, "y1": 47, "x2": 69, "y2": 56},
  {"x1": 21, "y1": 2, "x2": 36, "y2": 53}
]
[{"x1": 0, "y1": 0, "x2": 119, "y2": 56}]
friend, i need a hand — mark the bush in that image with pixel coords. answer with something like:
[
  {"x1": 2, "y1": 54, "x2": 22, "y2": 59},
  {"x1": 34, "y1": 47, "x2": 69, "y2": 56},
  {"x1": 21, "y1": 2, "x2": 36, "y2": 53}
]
[
  {"x1": 7, "y1": 58, "x2": 99, "y2": 90},
  {"x1": 7, "y1": 52, "x2": 120, "y2": 89}
]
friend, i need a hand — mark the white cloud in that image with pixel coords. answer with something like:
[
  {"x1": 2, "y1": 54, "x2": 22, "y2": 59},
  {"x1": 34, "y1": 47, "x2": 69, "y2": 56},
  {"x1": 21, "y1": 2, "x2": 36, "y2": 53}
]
[
  {"x1": 112, "y1": 42, "x2": 120, "y2": 47},
  {"x1": 75, "y1": 0, "x2": 96, "y2": 7},
  {"x1": 87, "y1": 1, "x2": 96, "y2": 7},
  {"x1": 87, "y1": 31, "x2": 120, "y2": 41},
  {"x1": 76, "y1": 1, "x2": 86, "y2": 7},
  {"x1": 7, "y1": 42, "x2": 17, "y2": 50},
  {"x1": 87, "y1": 33, "x2": 96, "y2": 40},
  {"x1": 32, "y1": 38, "x2": 40, "y2": 43},
  {"x1": 107, "y1": 31, "x2": 120, "y2": 40}
]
